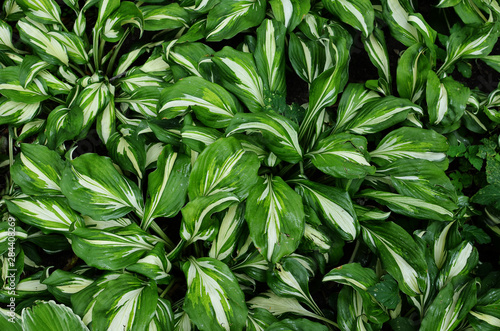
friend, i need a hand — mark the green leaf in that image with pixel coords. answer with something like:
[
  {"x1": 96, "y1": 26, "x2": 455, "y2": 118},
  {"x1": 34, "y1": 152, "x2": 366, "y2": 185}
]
[
  {"x1": 149, "y1": 298, "x2": 174, "y2": 331},
  {"x1": 6, "y1": 197, "x2": 84, "y2": 233},
  {"x1": 344, "y1": 96, "x2": 422, "y2": 135},
  {"x1": 49, "y1": 31, "x2": 89, "y2": 65},
  {"x1": 142, "y1": 145, "x2": 190, "y2": 230},
  {"x1": 21, "y1": 300, "x2": 89, "y2": 331},
  {"x1": 61, "y1": 153, "x2": 144, "y2": 220},
  {"x1": 322, "y1": 0, "x2": 374, "y2": 37},
  {"x1": 209, "y1": 204, "x2": 246, "y2": 261},
  {"x1": 45, "y1": 106, "x2": 83, "y2": 149},
  {"x1": 92, "y1": 273, "x2": 158, "y2": 331},
  {"x1": 381, "y1": 0, "x2": 421, "y2": 47},
  {"x1": 188, "y1": 137, "x2": 260, "y2": 200},
  {"x1": 396, "y1": 43, "x2": 430, "y2": 103},
  {"x1": 334, "y1": 83, "x2": 380, "y2": 133},
  {"x1": 0, "y1": 19, "x2": 20, "y2": 52},
  {"x1": 362, "y1": 221, "x2": 427, "y2": 296},
  {"x1": 106, "y1": 126, "x2": 146, "y2": 179},
  {"x1": 254, "y1": 19, "x2": 287, "y2": 96},
  {"x1": 42, "y1": 270, "x2": 93, "y2": 305},
  {"x1": 126, "y1": 242, "x2": 172, "y2": 284},
  {"x1": 0, "y1": 67, "x2": 49, "y2": 103},
  {"x1": 165, "y1": 42, "x2": 214, "y2": 78},
  {"x1": 212, "y1": 47, "x2": 266, "y2": 113},
  {"x1": 142, "y1": 4, "x2": 189, "y2": 31},
  {"x1": 102, "y1": 2, "x2": 143, "y2": 42},
  {"x1": 159, "y1": 76, "x2": 242, "y2": 128},
  {"x1": 182, "y1": 257, "x2": 248, "y2": 331},
  {"x1": 438, "y1": 241, "x2": 478, "y2": 289},
  {"x1": 226, "y1": 112, "x2": 303, "y2": 164},
  {"x1": 0, "y1": 97, "x2": 41, "y2": 125},
  {"x1": 363, "y1": 27, "x2": 392, "y2": 94},
  {"x1": 323, "y1": 263, "x2": 378, "y2": 291},
  {"x1": 294, "y1": 180, "x2": 359, "y2": 241},
  {"x1": 482, "y1": 55, "x2": 500, "y2": 73},
  {"x1": 337, "y1": 287, "x2": 369, "y2": 331},
  {"x1": 19, "y1": 55, "x2": 51, "y2": 88},
  {"x1": 206, "y1": 0, "x2": 266, "y2": 41},
  {"x1": 246, "y1": 175, "x2": 305, "y2": 263},
  {"x1": 269, "y1": 0, "x2": 310, "y2": 32},
  {"x1": 306, "y1": 133, "x2": 375, "y2": 179},
  {"x1": 10, "y1": 143, "x2": 65, "y2": 195},
  {"x1": 420, "y1": 277, "x2": 477, "y2": 331},
  {"x1": 71, "y1": 224, "x2": 157, "y2": 270},
  {"x1": 267, "y1": 318, "x2": 329, "y2": 331},
  {"x1": 367, "y1": 274, "x2": 401, "y2": 310},
  {"x1": 16, "y1": 0, "x2": 63, "y2": 25},
  {"x1": 370, "y1": 127, "x2": 449, "y2": 166}
]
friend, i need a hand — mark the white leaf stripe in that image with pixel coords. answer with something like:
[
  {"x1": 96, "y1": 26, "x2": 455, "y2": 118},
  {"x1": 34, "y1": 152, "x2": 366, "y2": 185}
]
[
  {"x1": 20, "y1": 152, "x2": 60, "y2": 191},
  {"x1": 370, "y1": 138, "x2": 446, "y2": 162},
  {"x1": 204, "y1": 149, "x2": 245, "y2": 196},
  {"x1": 207, "y1": 1, "x2": 254, "y2": 39},
  {"x1": 18, "y1": 21, "x2": 68, "y2": 65},
  {"x1": 469, "y1": 311, "x2": 500, "y2": 327}
]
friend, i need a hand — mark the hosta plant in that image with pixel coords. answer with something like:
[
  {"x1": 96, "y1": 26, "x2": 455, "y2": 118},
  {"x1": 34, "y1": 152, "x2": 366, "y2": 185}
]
[{"x1": 1, "y1": 0, "x2": 500, "y2": 330}]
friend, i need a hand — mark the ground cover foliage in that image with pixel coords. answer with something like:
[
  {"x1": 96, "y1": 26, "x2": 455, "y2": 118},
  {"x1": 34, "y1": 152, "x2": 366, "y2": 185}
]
[{"x1": 1, "y1": 0, "x2": 500, "y2": 330}]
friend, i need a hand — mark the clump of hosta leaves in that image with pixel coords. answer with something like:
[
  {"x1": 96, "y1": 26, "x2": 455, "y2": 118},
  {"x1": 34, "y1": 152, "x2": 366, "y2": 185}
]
[{"x1": 2, "y1": 0, "x2": 500, "y2": 330}]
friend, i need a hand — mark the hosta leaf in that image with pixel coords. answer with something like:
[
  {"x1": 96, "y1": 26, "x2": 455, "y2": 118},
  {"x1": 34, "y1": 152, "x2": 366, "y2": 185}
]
[
  {"x1": 96, "y1": 98, "x2": 116, "y2": 144},
  {"x1": 408, "y1": 13, "x2": 437, "y2": 48},
  {"x1": 381, "y1": 0, "x2": 421, "y2": 46},
  {"x1": 61, "y1": 153, "x2": 144, "y2": 220},
  {"x1": 363, "y1": 27, "x2": 392, "y2": 94},
  {"x1": 21, "y1": 301, "x2": 88, "y2": 331},
  {"x1": 294, "y1": 180, "x2": 359, "y2": 241},
  {"x1": 337, "y1": 287, "x2": 369, "y2": 331},
  {"x1": 71, "y1": 224, "x2": 157, "y2": 270},
  {"x1": 427, "y1": 72, "x2": 470, "y2": 128},
  {"x1": 0, "y1": 98, "x2": 40, "y2": 125},
  {"x1": 440, "y1": 22, "x2": 500, "y2": 74},
  {"x1": 142, "y1": 4, "x2": 190, "y2": 31},
  {"x1": 182, "y1": 257, "x2": 248, "y2": 331},
  {"x1": 396, "y1": 43, "x2": 430, "y2": 103},
  {"x1": 322, "y1": 0, "x2": 374, "y2": 37},
  {"x1": 10, "y1": 143, "x2": 65, "y2": 195},
  {"x1": 19, "y1": 55, "x2": 50, "y2": 88},
  {"x1": 209, "y1": 204, "x2": 246, "y2": 261},
  {"x1": 267, "y1": 318, "x2": 329, "y2": 331},
  {"x1": 267, "y1": 257, "x2": 320, "y2": 313},
  {"x1": 334, "y1": 83, "x2": 380, "y2": 133},
  {"x1": 75, "y1": 78, "x2": 112, "y2": 130},
  {"x1": 206, "y1": 0, "x2": 266, "y2": 42},
  {"x1": 254, "y1": 19, "x2": 286, "y2": 96},
  {"x1": 127, "y1": 242, "x2": 172, "y2": 284},
  {"x1": 0, "y1": 67, "x2": 49, "y2": 103},
  {"x1": 269, "y1": 0, "x2": 310, "y2": 32},
  {"x1": 288, "y1": 33, "x2": 325, "y2": 84},
  {"x1": 117, "y1": 86, "x2": 159, "y2": 117},
  {"x1": 246, "y1": 308, "x2": 278, "y2": 331},
  {"x1": 165, "y1": 42, "x2": 214, "y2": 79},
  {"x1": 142, "y1": 145, "x2": 190, "y2": 230},
  {"x1": 182, "y1": 125, "x2": 222, "y2": 152},
  {"x1": 420, "y1": 276, "x2": 477, "y2": 331},
  {"x1": 49, "y1": 31, "x2": 89, "y2": 65},
  {"x1": 482, "y1": 55, "x2": 500, "y2": 73},
  {"x1": 42, "y1": 270, "x2": 93, "y2": 305},
  {"x1": 119, "y1": 72, "x2": 165, "y2": 95},
  {"x1": 323, "y1": 263, "x2": 378, "y2": 292},
  {"x1": 188, "y1": 137, "x2": 259, "y2": 200},
  {"x1": 96, "y1": 0, "x2": 120, "y2": 27},
  {"x1": 306, "y1": 133, "x2": 375, "y2": 179},
  {"x1": 370, "y1": 127, "x2": 448, "y2": 166},
  {"x1": 212, "y1": 47, "x2": 266, "y2": 113},
  {"x1": 0, "y1": 309, "x2": 21, "y2": 330},
  {"x1": 344, "y1": 96, "x2": 422, "y2": 134},
  {"x1": 362, "y1": 221, "x2": 427, "y2": 296},
  {"x1": 102, "y1": 2, "x2": 143, "y2": 42},
  {"x1": 45, "y1": 106, "x2": 83, "y2": 150},
  {"x1": 106, "y1": 126, "x2": 146, "y2": 179},
  {"x1": 0, "y1": 19, "x2": 19, "y2": 52},
  {"x1": 74, "y1": 11, "x2": 86, "y2": 36},
  {"x1": 159, "y1": 76, "x2": 242, "y2": 128},
  {"x1": 180, "y1": 192, "x2": 240, "y2": 244},
  {"x1": 6, "y1": 197, "x2": 84, "y2": 233},
  {"x1": 148, "y1": 298, "x2": 174, "y2": 331},
  {"x1": 226, "y1": 112, "x2": 303, "y2": 163},
  {"x1": 17, "y1": 20, "x2": 69, "y2": 66},
  {"x1": 16, "y1": 0, "x2": 62, "y2": 25},
  {"x1": 300, "y1": 23, "x2": 351, "y2": 147},
  {"x1": 438, "y1": 241, "x2": 478, "y2": 289},
  {"x1": 92, "y1": 273, "x2": 158, "y2": 331},
  {"x1": 359, "y1": 189, "x2": 454, "y2": 221},
  {"x1": 246, "y1": 175, "x2": 305, "y2": 263}
]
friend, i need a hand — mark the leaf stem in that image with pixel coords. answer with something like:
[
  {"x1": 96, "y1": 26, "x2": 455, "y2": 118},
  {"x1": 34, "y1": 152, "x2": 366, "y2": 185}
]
[
  {"x1": 348, "y1": 240, "x2": 360, "y2": 264},
  {"x1": 106, "y1": 28, "x2": 130, "y2": 77},
  {"x1": 150, "y1": 221, "x2": 175, "y2": 250},
  {"x1": 69, "y1": 63, "x2": 86, "y2": 77},
  {"x1": 167, "y1": 240, "x2": 186, "y2": 261},
  {"x1": 8, "y1": 126, "x2": 15, "y2": 195},
  {"x1": 160, "y1": 278, "x2": 176, "y2": 298}
]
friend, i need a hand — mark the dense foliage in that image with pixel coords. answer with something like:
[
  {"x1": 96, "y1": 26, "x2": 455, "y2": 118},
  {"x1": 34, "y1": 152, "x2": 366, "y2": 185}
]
[{"x1": 1, "y1": 0, "x2": 500, "y2": 330}]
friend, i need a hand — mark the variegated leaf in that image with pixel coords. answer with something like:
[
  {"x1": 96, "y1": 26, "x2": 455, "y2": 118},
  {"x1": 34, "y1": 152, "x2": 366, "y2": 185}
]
[
  {"x1": 381, "y1": 0, "x2": 421, "y2": 46},
  {"x1": 322, "y1": 0, "x2": 374, "y2": 37},
  {"x1": 334, "y1": 83, "x2": 380, "y2": 133},
  {"x1": 437, "y1": 241, "x2": 478, "y2": 289},
  {"x1": 0, "y1": 98, "x2": 40, "y2": 126},
  {"x1": 370, "y1": 127, "x2": 448, "y2": 166},
  {"x1": 142, "y1": 3, "x2": 190, "y2": 31},
  {"x1": 269, "y1": 0, "x2": 310, "y2": 32},
  {"x1": 212, "y1": 47, "x2": 266, "y2": 113},
  {"x1": 182, "y1": 257, "x2": 248, "y2": 331},
  {"x1": 359, "y1": 189, "x2": 454, "y2": 221},
  {"x1": 246, "y1": 175, "x2": 305, "y2": 263},
  {"x1": 61, "y1": 153, "x2": 144, "y2": 220},
  {"x1": 92, "y1": 273, "x2": 158, "y2": 331},
  {"x1": 45, "y1": 106, "x2": 83, "y2": 150},
  {"x1": 363, "y1": 27, "x2": 392, "y2": 94},
  {"x1": 10, "y1": 143, "x2": 65, "y2": 195},
  {"x1": 42, "y1": 270, "x2": 93, "y2": 305},
  {"x1": 165, "y1": 42, "x2": 214, "y2": 78},
  {"x1": 127, "y1": 242, "x2": 172, "y2": 284},
  {"x1": 159, "y1": 76, "x2": 242, "y2": 128},
  {"x1": 306, "y1": 133, "x2": 375, "y2": 179},
  {"x1": 288, "y1": 33, "x2": 326, "y2": 84},
  {"x1": 337, "y1": 287, "x2": 370, "y2": 331},
  {"x1": 16, "y1": 0, "x2": 62, "y2": 25},
  {"x1": 142, "y1": 145, "x2": 190, "y2": 230},
  {"x1": 324, "y1": 263, "x2": 378, "y2": 292},
  {"x1": 295, "y1": 180, "x2": 359, "y2": 241},
  {"x1": 246, "y1": 308, "x2": 278, "y2": 331},
  {"x1": 188, "y1": 137, "x2": 260, "y2": 200},
  {"x1": 19, "y1": 55, "x2": 50, "y2": 88},
  {"x1": 254, "y1": 19, "x2": 286, "y2": 96},
  {"x1": 21, "y1": 301, "x2": 89, "y2": 331},
  {"x1": 117, "y1": 86, "x2": 159, "y2": 118},
  {"x1": 148, "y1": 298, "x2": 174, "y2": 331},
  {"x1": 119, "y1": 72, "x2": 166, "y2": 95},
  {"x1": 362, "y1": 221, "x2": 427, "y2": 296},
  {"x1": 0, "y1": 67, "x2": 49, "y2": 103},
  {"x1": 0, "y1": 19, "x2": 20, "y2": 52},
  {"x1": 206, "y1": 0, "x2": 266, "y2": 41},
  {"x1": 209, "y1": 204, "x2": 246, "y2": 261},
  {"x1": 75, "y1": 77, "x2": 112, "y2": 130},
  {"x1": 49, "y1": 31, "x2": 89, "y2": 65},
  {"x1": 182, "y1": 125, "x2": 222, "y2": 152},
  {"x1": 106, "y1": 126, "x2": 146, "y2": 179},
  {"x1": 96, "y1": 98, "x2": 116, "y2": 144},
  {"x1": 396, "y1": 43, "x2": 430, "y2": 103},
  {"x1": 71, "y1": 224, "x2": 158, "y2": 270},
  {"x1": 226, "y1": 112, "x2": 303, "y2": 164},
  {"x1": 6, "y1": 197, "x2": 84, "y2": 233},
  {"x1": 102, "y1": 1, "x2": 143, "y2": 42}
]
